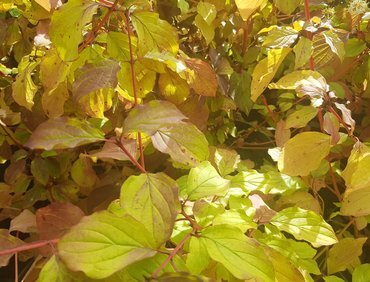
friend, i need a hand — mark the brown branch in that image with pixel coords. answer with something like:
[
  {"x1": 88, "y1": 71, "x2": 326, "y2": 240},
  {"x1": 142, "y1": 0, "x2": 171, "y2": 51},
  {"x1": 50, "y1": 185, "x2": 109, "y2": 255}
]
[
  {"x1": 0, "y1": 239, "x2": 59, "y2": 257},
  {"x1": 121, "y1": 11, "x2": 145, "y2": 169},
  {"x1": 0, "y1": 123, "x2": 26, "y2": 150},
  {"x1": 261, "y1": 95, "x2": 277, "y2": 123},
  {"x1": 328, "y1": 164, "x2": 342, "y2": 201},
  {"x1": 152, "y1": 232, "x2": 192, "y2": 278}
]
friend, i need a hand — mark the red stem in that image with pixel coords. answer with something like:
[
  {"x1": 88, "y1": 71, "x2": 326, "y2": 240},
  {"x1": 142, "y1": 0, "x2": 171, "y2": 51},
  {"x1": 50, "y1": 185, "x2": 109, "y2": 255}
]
[
  {"x1": 303, "y1": 0, "x2": 315, "y2": 71},
  {"x1": 121, "y1": 11, "x2": 146, "y2": 169},
  {"x1": 0, "y1": 239, "x2": 59, "y2": 257},
  {"x1": 116, "y1": 139, "x2": 146, "y2": 173},
  {"x1": 261, "y1": 95, "x2": 277, "y2": 123},
  {"x1": 152, "y1": 232, "x2": 192, "y2": 278}
]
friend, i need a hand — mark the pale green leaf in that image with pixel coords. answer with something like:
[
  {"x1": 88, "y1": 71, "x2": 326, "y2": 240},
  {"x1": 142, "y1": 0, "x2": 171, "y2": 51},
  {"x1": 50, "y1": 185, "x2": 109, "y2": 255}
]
[
  {"x1": 264, "y1": 247, "x2": 305, "y2": 282},
  {"x1": 235, "y1": 0, "x2": 264, "y2": 21},
  {"x1": 269, "y1": 70, "x2": 324, "y2": 90},
  {"x1": 324, "y1": 276, "x2": 345, "y2": 282},
  {"x1": 322, "y1": 30, "x2": 345, "y2": 62},
  {"x1": 120, "y1": 173, "x2": 179, "y2": 245},
  {"x1": 37, "y1": 255, "x2": 84, "y2": 282},
  {"x1": 345, "y1": 38, "x2": 366, "y2": 57},
  {"x1": 58, "y1": 211, "x2": 157, "y2": 279},
  {"x1": 271, "y1": 207, "x2": 338, "y2": 247},
  {"x1": 12, "y1": 58, "x2": 39, "y2": 111},
  {"x1": 71, "y1": 157, "x2": 98, "y2": 189},
  {"x1": 353, "y1": 264, "x2": 370, "y2": 282},
  {"x1": 131, "y1": 11, "x2": 178, "y2": 56},
  {"x1": 312, "y1": 33, "x2": 336, "y2": 69},
  {"x1": 327, "y1": 237, "x2": 367, "y2": 274},
  {"x1": 293, "y1": 37, "x2": 313, "y2": 69},
  {"x1": 285, "y1": 106, "x2": 318, "y2": 129},
  {"x1": 186, "y1": 161, "x2": 230, "y2": 200},
  {"x1": 200, "y1": 225, "x2": 275, "y2": 281},
  {"x1": 142, "y1": 51, "x2": 187, "y2": 74},
  {"x1": 278, "y1": 132, "x2": 331, "y2": 176},
  {"x1": 151, "y1": 123, "x2": 209, "y2": 167},
  {"x1": 194, "y1": 14, "x2": 215, "y2": 45},
  {"x1": 25, "y1": 117, "x2": 105, "y2": 150},
  {"x1": 186, "y1": 236, "x2": 210, "y2": 275},
  {"x1": 209, "y1": 147, "x2": 240, "y2": 176},
  {"x1": 230, "y1": 170, "x2": 306, "y2": 194},
  {"x1": 341, "y1": 142, "x2": 370, "y2": 216},
  {"x1": 197, "y1": 1, "x2": 216, "y2": 25},
  {"x1": 251, "y1": 48, "x2": 291, "y2": 101},
  {"x1": 124, "y1": 100, "x2": 187, "y2": 135},
  {"x1": 49, "y1": 0, "x2": 98, "y2": 61},
  {"x1": 262, "y1": 26, "x2": 299, "y2": 48}
]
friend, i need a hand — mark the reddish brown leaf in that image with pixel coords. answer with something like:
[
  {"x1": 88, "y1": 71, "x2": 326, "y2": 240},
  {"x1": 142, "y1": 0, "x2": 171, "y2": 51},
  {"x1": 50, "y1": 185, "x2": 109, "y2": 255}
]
[
  {"x1": 185, "y1": 58, "x2": 217, "y2": 97},
  {"x1": 36, "y1": 202, "x2": 84, "y2": 256}
]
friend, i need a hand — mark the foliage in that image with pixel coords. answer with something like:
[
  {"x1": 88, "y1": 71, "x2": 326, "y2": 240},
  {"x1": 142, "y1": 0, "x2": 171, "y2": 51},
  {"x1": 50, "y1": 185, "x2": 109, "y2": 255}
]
[{"x1": 0, "y1": 0, "x2": 370, "y2": 281}]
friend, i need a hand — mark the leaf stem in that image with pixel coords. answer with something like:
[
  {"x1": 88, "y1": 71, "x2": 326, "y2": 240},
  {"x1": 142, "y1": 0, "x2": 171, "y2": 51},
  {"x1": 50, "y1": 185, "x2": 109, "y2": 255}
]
[
  {"x1": 152, "y1": 232, "x2": 192, "y2": 278},
  {"x1": 121, "y1": 11, "x2": 146, "y2": 169},
  {"x1": 0, "y1": 123, "x2": 26, "y2": 150},
  {"x1": 115, "y1": 138, "x2": 146, "y2": 173},
  {"x1": 0, "y1": 239, "x2": 59, "y2": 257}
]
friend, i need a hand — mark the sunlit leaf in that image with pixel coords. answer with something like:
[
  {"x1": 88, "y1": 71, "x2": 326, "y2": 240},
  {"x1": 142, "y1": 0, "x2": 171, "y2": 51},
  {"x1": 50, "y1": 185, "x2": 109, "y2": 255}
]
[
  {"x1": 58, "y1": 211, "x2": 157, "y2": 279},
  {"x1": 251, "y1": 48, "x2": 291, "y2": 101},
  {"x1": 200, "y1": 225, "x2": 275, "y2": 281},
  {"x1": 271, "y1": 207, "x2": 337, "y2": 247},
  {"x1": 293, "y1": 36, "x2": 313, "y2": 69},
  {"x1": 131, "y1": 11, "x2": 178, "y2": 56},
  {"x1": 185, "y1": 161, "x2": 230, "y2": 200},
  {"x1": 322, "y1": 30, "x2": 345, "y2": 62},
  {"x1": 124, "y1": 100, "x2": 187, "y2": 135},
  {"x1": 353, "y1": 264, "x2": 370, "y2": 282},
  {"x1": 273, "y1": 0, "x2": 301, "y2": 14},
  {"x1": 106, "y1": 32, "x2": 137, "y2": 62},
  {"x1": 158, "y1": 70, "x2": 189, "y2": 104},
  {"x1": 186, "y1": 236, "x2": 210, "y2": 274},
  {"x1": 209, "y1": 147, "x2": 240, "y2": 176},
  {"x1": 25, "y1": 117, "x2": 105, "y2": 150},
  {"x1": 285, "y1": 106, "x2": 318, "y2": 129},
  {"x1": 120, "y1": 173, "x2": 179, "y2": 245},
  {"x1": 152, "y1": 123, "x2": 209, "y2": 167},
  {"x1": 278, "y1": 132, "x2": 331, "y2": 176},
  {"x1": 262, "y1": 26, "x2": 299, "y2": 48},
  {"x1": 269, "y1": 70, "x2": 324, "y2": 90},
  {"x1": 49, "y1": 0, "x2": 98, "y2": 61},
  {"x1": 235, "y1": 0, "x2": 264, "y2": 21}
]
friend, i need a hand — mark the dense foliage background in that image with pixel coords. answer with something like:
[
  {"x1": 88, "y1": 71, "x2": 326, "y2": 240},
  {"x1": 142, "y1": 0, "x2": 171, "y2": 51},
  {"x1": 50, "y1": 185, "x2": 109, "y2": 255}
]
[{"x1": 0, "y1": 0, "x2": 370, "y2": 281}]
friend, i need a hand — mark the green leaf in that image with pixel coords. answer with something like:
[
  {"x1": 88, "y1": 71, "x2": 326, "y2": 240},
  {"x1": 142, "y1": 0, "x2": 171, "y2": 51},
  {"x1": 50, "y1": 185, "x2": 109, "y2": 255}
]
[
  {"x1": 278, "y1": 132, "x2": 331, "y2": 176},
  {"x1": 124, "y1": 100, "x2": 187, "y2": 135},
  {"x1": 194, "y1": 14, "x2": 215, "y2": 45},
  {"x1": 58, "y1": 211, "x2": 157, "y2": 279},
  {"x1": 270, "y1": 207, "x2": 337, "y2": 247},
  {"x1": 186, "y1": 236, "x2": 210, "y2": 275},
  {"x1": 131, "y1": 11, "x2": 178, "y2": 56},
  {"x1": 71, "y1": 157, "x2": 98, "y2": 189},
  {"x1": 185, "y1": 161, "x2": 230, "y2": 200},
  {"x1": 230, "y1": 71, "x2": 253, "y2": 114},
  {"x1": 273, "y1": 0, "x2": 301, "y2": 14},
  {"x1": 209, "y1": 147, "x2": 240, "y2": 176},
  {"x1": 251, "y1": 48, "x2": 291, "y2": 101},
  {"x1": 49, "y1": 0, "x2": 98, "y2": 61},
  {"x1": 345, "y1": 38, "x2": 366, "y2": 57},
  {"x1": 324, "y1": 276, "x2": 345, "y2": 282},
  {"x1": 12, "y1": 57, "x2": 39, "y2": 110},
  {"x1": 158, "y1": 70, "x2": 190, "y2": 104},
  {"x1": 105, "y1": 32, "x2": 137, "y2": 62},
  {"x1": 197, "y1": 1, "x2": 216, "y2": 25},
  {"x1": 152, "y1": 123, "x2": 209, "y2": 167},
  {"x1": 341, "y1": 142, "x2": 370, "y2": 216},
  {"x1": 322, "y1": 30, "x2": 345, "y2": 62},
  {"x1": 120, "y1": 173, "x2": 179, "y2": 245},
  {"x1": 269, "y1": 70, "x2": 324, "y2": 90},
  {"x1": 262, "y1": 26, "x2": 299, "y2": 48},
  {"x1": 200, "y1": 225, "x2": 275, "y2": 281},
  {"x1": 25, "y1": 117, "x2": 105, "y2": 150},
  {"x1": 285, "y1": 106, "x2": 318, "y2": 129},
  {"x1": 263, "y1": 247, "x2": 304, "y2": 282},
  {"x1": 353, "y1": 264, "x2": 370, "y2": 282},
  {"x1": 327, "y1": 237, "x2": 367, "y2": 274},
  {"x1": 230, "y1": 170, "x2": 306, "y2": 194},
  {"x1": 293, "y1": 37, "x2": 313, "y2": 69},
  {"x1": 235, "y1": 0, "x2": 264, "y2": 21},
  {"x1": 37, "y1": 255, "x2": 84, "y2": 282}
]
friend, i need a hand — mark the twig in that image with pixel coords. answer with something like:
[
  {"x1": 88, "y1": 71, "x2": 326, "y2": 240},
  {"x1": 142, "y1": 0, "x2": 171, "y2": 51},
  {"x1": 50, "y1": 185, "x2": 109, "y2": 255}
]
[
  {"x1": 120, "y1": 11, "x2": 145, "y2": 169},
  {"x1": 0, "y1": 239, "x2": 59, "y2": 257},
  {"x1": 152, "y1": 232, "x2": 192, "y2": 278},
  {"x1": 328, "y1": 164, "x2": 341, "y2": 201},
  {"x1": 115, "y1": 138, "x2": 146, "y2": 173},
  {"x1": 261, "y1": 95, "x2": 277, "y2": 123},
  {"x1": 0, "y1": 123, "x2": 26, "y2": 150}
]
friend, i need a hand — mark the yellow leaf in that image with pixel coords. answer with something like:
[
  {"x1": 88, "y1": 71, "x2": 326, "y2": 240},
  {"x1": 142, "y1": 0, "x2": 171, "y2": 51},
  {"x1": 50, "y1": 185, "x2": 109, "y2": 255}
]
[
  {"x1": 235, "y1": 0, "x2": 265, "y2": 21},
  {"x1": 278, "y1": 132, "x2": 331, "y2": 176},
  {"x1": 185, "y1": 58, "x2": 217, "y2": 97},
  {"x1": 158, "y1": 71, "x2": 189, "y2": 104},
  {"x1": 251, "y1": 48, "x2": 291, "y2": 102}
]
